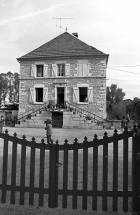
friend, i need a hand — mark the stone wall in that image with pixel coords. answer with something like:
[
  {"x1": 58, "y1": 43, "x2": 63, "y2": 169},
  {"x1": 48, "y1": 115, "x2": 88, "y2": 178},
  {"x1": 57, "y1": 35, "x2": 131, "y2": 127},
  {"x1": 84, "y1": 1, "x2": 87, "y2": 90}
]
[{"x1": 19, "y1": 57, "x2": 107, "y2": 119}]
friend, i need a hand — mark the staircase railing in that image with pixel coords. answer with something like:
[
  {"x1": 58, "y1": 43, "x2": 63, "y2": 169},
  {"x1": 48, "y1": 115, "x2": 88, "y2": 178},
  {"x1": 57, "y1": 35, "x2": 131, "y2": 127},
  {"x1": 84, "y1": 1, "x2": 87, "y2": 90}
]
[
  {"x1": 17, "y1": 101, "x2": 50, "y2": 122},
  {"x1": 65, "y1": 100, "x2": 105, "y2": 123},
  {"x1": 2, "y1": 100, "x2": 105, "y2": 127},
  {"x1": 16, "y1": 100, "x2": 67, "y2": 124}
]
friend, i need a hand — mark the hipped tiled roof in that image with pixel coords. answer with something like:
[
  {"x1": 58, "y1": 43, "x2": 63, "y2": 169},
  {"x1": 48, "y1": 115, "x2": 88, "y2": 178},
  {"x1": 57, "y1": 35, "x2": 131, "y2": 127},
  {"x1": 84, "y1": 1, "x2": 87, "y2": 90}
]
[{"x1": 17, "y1": 32, "x2": 108, "y2": 60}]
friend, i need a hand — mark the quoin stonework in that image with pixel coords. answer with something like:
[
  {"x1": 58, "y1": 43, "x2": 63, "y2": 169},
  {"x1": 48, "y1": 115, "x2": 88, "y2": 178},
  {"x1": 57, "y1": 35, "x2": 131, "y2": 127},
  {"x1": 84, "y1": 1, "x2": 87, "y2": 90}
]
[{"x1": 17, "y1": 32, "x2": 109, "y2": 128}]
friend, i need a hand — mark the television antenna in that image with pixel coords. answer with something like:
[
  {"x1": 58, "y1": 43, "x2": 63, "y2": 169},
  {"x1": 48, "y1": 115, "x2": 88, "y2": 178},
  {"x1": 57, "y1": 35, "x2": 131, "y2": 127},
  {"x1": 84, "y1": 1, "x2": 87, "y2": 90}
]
[{"x1": 52, "y1": 17, "x2": 73, "y2": 34}]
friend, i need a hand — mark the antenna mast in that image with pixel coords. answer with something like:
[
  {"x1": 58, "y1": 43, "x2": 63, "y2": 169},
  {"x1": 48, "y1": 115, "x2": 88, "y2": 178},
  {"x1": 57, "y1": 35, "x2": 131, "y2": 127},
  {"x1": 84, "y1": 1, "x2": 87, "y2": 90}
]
[{"x1": 53, "y1": 17, "x2": 73, "y2": 34}]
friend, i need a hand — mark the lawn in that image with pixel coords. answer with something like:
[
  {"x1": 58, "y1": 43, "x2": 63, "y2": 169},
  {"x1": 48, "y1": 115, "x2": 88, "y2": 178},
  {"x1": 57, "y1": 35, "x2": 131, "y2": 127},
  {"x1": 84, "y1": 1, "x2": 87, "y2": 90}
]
[{"x1": 0, "y1": 127, "x2": 133, "y2": 214}]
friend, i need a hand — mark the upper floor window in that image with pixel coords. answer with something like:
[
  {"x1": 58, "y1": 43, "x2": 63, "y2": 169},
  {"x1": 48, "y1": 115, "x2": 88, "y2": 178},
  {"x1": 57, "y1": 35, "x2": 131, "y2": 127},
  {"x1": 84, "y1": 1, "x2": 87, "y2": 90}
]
[
  {"x1": 57, "y1": 64, "x2": 65, "y2": 76},
  {"x1": 36, "y1": 65, "x2": 43, "y2": 77}
]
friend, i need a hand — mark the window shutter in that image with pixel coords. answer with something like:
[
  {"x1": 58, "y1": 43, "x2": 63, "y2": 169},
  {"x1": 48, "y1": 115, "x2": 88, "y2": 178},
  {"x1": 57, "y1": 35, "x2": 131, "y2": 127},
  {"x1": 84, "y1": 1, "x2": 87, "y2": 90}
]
[
  {"x1": 29, "y1": 88, "x2": 34, "y2": 103},
  {"x1": 73, "y1": 87, "x2": 79, "y2": 103},
  {"x1": 78, "y1": 64, "x2": 82, "y2": 76},
  {"x1": 44, "y1": 64, "x2": 48, "y2": 77},
  {"x1": 52, "y1": 64, "x2": 57, "y2": 77},
  {"x1": 83, "y1": 63, "x2": 89, "y2": 76},
  {"x1": 65, "y1": 64, "x2": 70, "y2": 76},
  {"x1": 43, "y1": 87, "x2": 48, "y2": 103},
  {"x1": 88, "y1": 87, "x2": 93, "y2": 103},
  {"x1": 31, "y1": 65, "x2": 36, "y2": 77}
]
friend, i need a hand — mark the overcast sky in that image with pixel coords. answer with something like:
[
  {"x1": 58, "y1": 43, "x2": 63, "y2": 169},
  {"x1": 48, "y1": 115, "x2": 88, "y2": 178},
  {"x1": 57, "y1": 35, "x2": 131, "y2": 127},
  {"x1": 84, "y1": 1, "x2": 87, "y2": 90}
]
[{"x1": 0, "y1": 0, "x2": 140, "y2": 99}]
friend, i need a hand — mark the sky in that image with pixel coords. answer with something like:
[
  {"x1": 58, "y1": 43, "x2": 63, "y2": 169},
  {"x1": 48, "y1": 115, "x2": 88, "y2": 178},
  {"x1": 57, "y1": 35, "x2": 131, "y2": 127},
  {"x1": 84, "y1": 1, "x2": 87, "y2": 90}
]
[{"x1": 0, "y1": 0, "x2": 140, "y2": 100}]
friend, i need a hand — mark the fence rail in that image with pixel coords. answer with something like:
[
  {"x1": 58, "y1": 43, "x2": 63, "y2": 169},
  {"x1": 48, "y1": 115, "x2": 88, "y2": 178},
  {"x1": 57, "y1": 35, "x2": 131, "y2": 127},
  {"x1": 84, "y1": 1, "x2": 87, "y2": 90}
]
[{"x1": 0, "y1": 127, "x2": 140, "y2": 212}]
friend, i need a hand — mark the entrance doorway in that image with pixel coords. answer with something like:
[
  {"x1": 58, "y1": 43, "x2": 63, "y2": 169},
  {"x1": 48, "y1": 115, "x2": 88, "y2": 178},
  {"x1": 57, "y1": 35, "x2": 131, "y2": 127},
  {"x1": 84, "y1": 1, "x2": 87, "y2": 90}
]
[
  {"x1": 57, "y1": 87, "x2": 64, "y2": 107},
  {"x1": 52, "y1": 112, "x2": 63, "y2": 128}
]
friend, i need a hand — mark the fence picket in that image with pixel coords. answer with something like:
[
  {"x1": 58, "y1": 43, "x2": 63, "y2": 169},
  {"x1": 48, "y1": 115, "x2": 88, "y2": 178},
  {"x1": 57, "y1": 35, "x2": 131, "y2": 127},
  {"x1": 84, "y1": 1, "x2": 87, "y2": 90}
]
[
  {"x1": 20, "y1": 135, "x2": 27, "y2": 205},
  {"x1": 39, "y1": 139, "x2": 45, "y2": 206},
  {"x1": 1, "y1": 130, "x2": 9, "y2": 203},
  {"x1": 92, "y1": 134, "x2": 98, "y2": 210},
  {"x1": 102, "y1": 132, "x2": 108, "y2": 211},
  {"x1": 29, "y1": 137, "x2": 36, "y2": 205},
  {"x1": 55, "y1": 141, "x2": 59, "y2": 207},
  {"x1": 123, "y1": 128, "x2": 128, "y2": 211},
  {"x1": 62, "y1": 139, "x2": 68, "y2": 208},
  {"x1": 82, "y1": 136, "x2": 88, "y2": 210},
  {"x1": 72, "y1": 138, "x2": 78, "y2": 209},
  {"x1": 113, "y1": 130, "x2": 118, "y2": 211},
  {"x1": 48, "y1": 143, "x2": 58, "y2": 208},
  {"x1": 10, "y1": 133, "x2": 18, "y2": 204}
]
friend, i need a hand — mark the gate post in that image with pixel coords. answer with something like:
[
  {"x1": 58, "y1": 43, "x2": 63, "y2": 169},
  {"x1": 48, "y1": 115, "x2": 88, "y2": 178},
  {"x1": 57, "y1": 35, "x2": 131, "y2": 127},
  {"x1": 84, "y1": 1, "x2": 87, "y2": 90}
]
[
  {"x1": 48, "y1": 143, "x2": 59, "y2": 208},
  {"x1": 132, "y1": 128, "x2": 140, "y2": 213}
]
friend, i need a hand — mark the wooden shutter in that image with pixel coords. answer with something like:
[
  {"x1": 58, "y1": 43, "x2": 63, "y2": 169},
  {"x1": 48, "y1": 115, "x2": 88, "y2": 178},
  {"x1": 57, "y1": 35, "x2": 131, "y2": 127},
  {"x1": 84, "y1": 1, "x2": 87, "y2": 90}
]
[
  {"x1": 52, "y1": 64, "x2": 57, "y2": 77},
  {"x1": 65, "y1": 64, "x2": 70, "y2": 76},
  {"x1": 29, "y1": 88, "x2": 34, "y2": 103},
  {"x1": 83, "y1": 64, "x2": 88, "y2": 76},
  {"x1": 31, "y1": 65, "x2": 36, "y2": 77},
  {"x1": 78, "y1": 63, "x2": 82, "y2": 76},
  {"x1": 73, "y1": 87, "x2": 79, "y2": 103},
  {"x1": 43, "y1": 87, "x2": 48, "y2": 102},
  {"x1": 44, "y1": 64, "x2": 48, "y2": 77},
  {"x1": 88, "y1": 87, "x2": 93, "y2": 103}
]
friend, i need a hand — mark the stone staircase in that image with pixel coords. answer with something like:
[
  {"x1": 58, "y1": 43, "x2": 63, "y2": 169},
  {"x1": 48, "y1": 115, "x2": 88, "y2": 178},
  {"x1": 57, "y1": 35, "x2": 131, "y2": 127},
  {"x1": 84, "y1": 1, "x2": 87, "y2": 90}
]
[
  {"x1": 15, "y1": 111, "x2": 51, "y2": 128},
  {"x1": 63, "y1": 111, "x2": 103, "y2": 129},
  {"x1": 15, "y1": 100, "x2": 105, "y2": 129}
]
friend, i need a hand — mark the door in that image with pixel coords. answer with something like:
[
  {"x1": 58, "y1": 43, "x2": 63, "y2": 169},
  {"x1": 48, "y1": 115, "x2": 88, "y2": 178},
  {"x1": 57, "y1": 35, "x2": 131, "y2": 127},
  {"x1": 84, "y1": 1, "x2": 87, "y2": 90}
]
[
  {"x1": 57, "y1": 87, "x2": 64, "y2": 107},
  {"x1": 52, "y1": 112, "x2": 63, "y2": 128}
]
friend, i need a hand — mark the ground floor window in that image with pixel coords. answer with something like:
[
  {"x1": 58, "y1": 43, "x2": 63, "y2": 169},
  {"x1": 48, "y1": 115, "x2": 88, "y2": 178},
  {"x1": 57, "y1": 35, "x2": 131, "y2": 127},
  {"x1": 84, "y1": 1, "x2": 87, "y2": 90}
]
[
  {"x1": 79, "y1": 87, "x2": 88, "y2": 102},
  {"x1": 36, "y1": 88, "x2": 43, "y2": 102}
]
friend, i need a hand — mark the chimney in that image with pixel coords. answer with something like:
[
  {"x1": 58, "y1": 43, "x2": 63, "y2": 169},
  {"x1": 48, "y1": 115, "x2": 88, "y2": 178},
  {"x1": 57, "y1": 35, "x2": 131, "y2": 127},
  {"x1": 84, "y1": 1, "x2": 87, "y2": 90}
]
[{"x1": 72, "y1": 32, "x2": 78, "y2": 38}]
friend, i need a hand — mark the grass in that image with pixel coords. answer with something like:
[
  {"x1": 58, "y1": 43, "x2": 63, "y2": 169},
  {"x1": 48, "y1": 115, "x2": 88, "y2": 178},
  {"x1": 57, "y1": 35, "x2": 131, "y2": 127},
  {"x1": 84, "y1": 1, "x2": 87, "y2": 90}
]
[{"x1": 0, "y1": 128, "x2": 133, "y2": 214}]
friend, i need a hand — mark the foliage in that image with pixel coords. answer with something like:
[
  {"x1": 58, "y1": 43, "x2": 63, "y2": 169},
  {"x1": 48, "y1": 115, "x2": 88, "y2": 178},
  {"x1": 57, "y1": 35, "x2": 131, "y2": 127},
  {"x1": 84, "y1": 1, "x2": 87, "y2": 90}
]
[
  {"x1": 85, "y1": 115, "x2": 92, "y2": 120},
  {"x1": 126, "y1": 97, "x2": 140, "y2": 120},
  {"x1": 0, "y1": 72, "x2": 19, "y2": 106},
  {"x1": 110, "y1": 102, "x2": 126, "y2": 120},
  {"x1": 106, "y1": 84, "x2": 126, "y2": 119},
  {"x1": 106, "y1": 84, "x2": 125, "y2": 104}
]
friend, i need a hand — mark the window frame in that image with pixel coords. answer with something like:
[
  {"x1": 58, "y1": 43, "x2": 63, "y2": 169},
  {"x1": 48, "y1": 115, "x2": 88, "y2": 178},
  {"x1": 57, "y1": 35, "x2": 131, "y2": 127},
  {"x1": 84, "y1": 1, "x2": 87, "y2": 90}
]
[
  {"x1": 79, "y1": 87, "x2": 88, "y2": 103},
  {"x1": 35, "y1": 87, "x2": 43, "y2": 103},
  {"x1": 36, "y1": 65, "x2": 44, "y2": 78},
  {"x1": 57, "y1": 64, "x2": 65, "y2": 77}
]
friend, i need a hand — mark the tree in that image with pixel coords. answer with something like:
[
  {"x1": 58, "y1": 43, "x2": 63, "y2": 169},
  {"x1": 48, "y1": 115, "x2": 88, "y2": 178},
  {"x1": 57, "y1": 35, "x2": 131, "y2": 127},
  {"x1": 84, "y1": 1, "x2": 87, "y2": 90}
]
[
  {"x1": 106, "y1": 84, "x2": 126, "y2": 119},
  {"x1": 0, "y1": 72, "x2": 19, "y2": 106},
  {"x1": 111, "y1": 102, "x2": 126, "y2": 120},
  {"x1": 13, "y1": 73, "x2": 19, "y2": 102},
  {"x1": 126, "y1": 97, "x2": 140, "y2": 120},
  {"x1": 0, "y1": 73, "x2": 8, "y2": 106},
  {"x1": 106, "y1": 84, "x2": 125, "y2": 104}
]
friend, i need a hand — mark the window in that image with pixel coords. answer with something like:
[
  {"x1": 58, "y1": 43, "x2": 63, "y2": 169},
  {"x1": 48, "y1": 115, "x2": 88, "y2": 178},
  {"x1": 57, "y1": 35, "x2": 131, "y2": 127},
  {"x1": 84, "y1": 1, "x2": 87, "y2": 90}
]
[
  {"x1": 79, "y1": 87, "x2": 88, "y2": 102},
  {"x1": 36, "y1": 65, "x2": 43, "y2": 77},
  {"x1": 57, "y1": 64, "x2": 65, "y2": 76},
  {"x1": 36, "y1": 88, "x2": 43, "y2": 102}
]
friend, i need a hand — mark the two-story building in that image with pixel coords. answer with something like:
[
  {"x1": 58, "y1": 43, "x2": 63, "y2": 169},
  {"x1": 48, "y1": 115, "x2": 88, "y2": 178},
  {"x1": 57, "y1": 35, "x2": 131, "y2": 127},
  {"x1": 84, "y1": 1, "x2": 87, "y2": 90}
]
[{"x1": 17, "y1": 32, "x2": 109, "y2": 128}]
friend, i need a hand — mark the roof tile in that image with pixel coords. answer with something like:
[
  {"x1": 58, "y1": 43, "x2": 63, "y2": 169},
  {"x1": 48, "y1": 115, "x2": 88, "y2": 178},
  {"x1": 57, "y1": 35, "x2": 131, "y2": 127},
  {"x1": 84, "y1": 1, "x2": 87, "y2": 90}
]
[{"x1": 18, "y1": 32, "x2": 108, "y2": 60}]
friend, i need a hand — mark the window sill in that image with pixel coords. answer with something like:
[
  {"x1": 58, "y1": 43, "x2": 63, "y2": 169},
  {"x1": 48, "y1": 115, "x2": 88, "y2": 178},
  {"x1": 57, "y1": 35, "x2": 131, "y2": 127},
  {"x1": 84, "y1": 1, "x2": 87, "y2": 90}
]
[
  {"x1": 77, "y1": 102, "x2": 89, "y2": 105},
  {"x1": 34, "y1": 102, "x2": 44, "y2": 104}
]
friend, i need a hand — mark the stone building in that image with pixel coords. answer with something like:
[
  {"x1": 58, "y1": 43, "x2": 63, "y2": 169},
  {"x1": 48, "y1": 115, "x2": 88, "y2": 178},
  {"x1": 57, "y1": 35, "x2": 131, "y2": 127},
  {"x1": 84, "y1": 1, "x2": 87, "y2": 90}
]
[{"x1": 17, "y1": 32, "x2": 109, "y2": 128}]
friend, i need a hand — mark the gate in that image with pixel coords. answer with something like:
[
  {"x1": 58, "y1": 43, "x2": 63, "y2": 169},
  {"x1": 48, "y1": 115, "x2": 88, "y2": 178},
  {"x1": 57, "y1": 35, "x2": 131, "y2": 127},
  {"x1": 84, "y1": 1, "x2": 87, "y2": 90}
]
[{"x1": 0, "y1": 127, "x2": 140, "y2": 212}]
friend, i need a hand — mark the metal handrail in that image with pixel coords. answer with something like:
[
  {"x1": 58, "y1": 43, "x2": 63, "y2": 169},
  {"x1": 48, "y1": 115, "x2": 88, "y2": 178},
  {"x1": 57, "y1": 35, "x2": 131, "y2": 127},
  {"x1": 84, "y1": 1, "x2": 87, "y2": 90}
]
[
  {"x1": 1, "y1": 99, "x2": 105, "y2": 126},
  {"x1": 65, "y1": 100, "x2": 105, "y2": 122}
]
